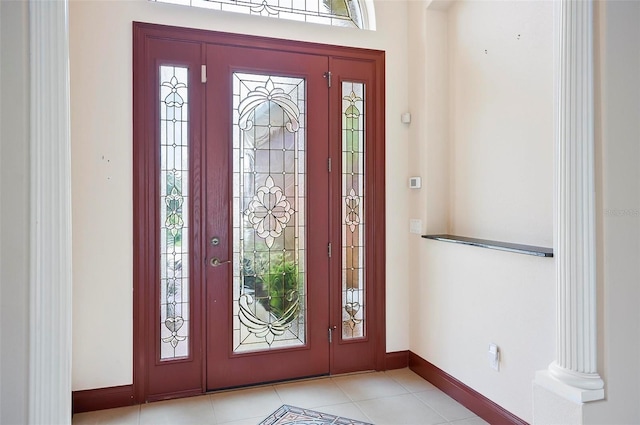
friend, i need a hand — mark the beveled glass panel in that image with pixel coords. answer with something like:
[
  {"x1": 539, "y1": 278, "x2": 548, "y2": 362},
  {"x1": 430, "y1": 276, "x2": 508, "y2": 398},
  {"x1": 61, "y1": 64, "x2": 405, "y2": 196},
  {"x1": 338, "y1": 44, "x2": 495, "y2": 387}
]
[
  {"x1": 342, "y1": 81, "x2": 365, "y2": 340},
  {"x1": 151, "y1": 0, "x2": 365, "y2": 29},
  {"x1": 159, "y1": 65, "x2": 190, "y2": 360},
  {"x1": 232, "y1": 73, "x2": 306, "y2": 353}
]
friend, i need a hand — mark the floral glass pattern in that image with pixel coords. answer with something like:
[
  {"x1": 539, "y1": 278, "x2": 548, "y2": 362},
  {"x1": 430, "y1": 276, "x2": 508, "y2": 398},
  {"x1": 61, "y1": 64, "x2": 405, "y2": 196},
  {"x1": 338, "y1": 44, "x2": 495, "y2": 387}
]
[
  {"x1": 159, "y1": 66, "x2": 190, "y2": 359},
  {"x1": 232, "y1": 73, "x2": 306, "y2": 352},
  {"x1": 151, "y1": 0, "x2": 366, "y2": 29},
  {"x1": 342, "y1": 81, "x2": 365, "y2": 340},
  {"x1": 245, "y1": 175, "x2": 295, "y2": 248}
]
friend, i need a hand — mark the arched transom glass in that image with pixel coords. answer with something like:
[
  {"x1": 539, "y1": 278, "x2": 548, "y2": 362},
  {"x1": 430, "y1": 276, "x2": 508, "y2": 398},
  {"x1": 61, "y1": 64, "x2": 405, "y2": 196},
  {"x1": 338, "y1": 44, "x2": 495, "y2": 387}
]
[{"x1": 151, "y1": 0, "x2": 368, "y2": 29}]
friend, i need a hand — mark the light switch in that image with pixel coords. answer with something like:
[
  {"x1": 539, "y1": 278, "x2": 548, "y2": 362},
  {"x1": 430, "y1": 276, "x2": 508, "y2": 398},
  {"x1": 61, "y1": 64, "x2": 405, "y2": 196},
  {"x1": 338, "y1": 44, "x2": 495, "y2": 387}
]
[{"x1": 409, "y1": 219, "x2": 422, "y2": 234}]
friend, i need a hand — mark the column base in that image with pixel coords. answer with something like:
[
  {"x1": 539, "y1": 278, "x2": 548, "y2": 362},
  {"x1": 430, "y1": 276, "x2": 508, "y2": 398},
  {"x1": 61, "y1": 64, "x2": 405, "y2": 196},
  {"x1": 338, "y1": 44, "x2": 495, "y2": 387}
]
[{"x1": 534, "y1": 368, "x2": 604, "y2": 403}]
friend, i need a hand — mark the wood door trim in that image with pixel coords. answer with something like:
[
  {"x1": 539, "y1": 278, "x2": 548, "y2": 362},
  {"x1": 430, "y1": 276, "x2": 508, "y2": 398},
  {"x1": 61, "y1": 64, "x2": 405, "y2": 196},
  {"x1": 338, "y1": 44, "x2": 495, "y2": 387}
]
[
  {"x1": 132, "y1": 23, "x2": 149, "y2": 404},
  {"x1": 133, "y1": 22, "x2": 386, "y2": 402},
  {"x1": 133, "y1": 22, "x2": 384, "y2": 62},
  {"x1": 373, "y1": 49, "x2": 386, "y2": 372}
]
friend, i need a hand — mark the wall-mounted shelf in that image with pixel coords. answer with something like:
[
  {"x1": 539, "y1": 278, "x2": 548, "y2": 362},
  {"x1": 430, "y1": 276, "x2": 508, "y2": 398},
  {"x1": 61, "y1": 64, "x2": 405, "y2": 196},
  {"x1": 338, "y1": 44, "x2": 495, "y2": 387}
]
[{"x1": 422, "y1": 234, "x2": 553, "y2": 257}]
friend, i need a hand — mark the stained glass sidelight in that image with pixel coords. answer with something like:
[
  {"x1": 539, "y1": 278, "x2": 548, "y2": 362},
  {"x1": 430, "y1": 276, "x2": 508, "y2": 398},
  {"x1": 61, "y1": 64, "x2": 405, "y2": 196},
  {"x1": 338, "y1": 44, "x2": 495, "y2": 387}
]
[
  {"x1": 232, "y1": 73, "x2": 307, "y2": 353},
  {"x1": 342, "y1": 81, "x2": 365, "y2": 340},
  {"x1": 159, "y1": 66, "x2": 190, "y2": 360},
  {"x1": 151, "y1": 0, "x2": 366, "y2": 29}
]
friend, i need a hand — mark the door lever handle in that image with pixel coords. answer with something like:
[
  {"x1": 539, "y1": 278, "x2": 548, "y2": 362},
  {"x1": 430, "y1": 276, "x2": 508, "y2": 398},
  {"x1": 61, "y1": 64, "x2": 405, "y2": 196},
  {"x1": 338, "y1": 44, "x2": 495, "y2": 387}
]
[{"x1": 210, "y1": 257, "x2": 231, "y2": 267}]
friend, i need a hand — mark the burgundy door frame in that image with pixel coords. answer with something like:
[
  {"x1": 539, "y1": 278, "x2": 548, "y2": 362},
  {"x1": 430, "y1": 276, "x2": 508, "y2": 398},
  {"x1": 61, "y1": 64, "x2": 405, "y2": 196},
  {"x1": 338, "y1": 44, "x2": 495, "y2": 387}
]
[{"x1": 133, "y1": 21, "x2": 386, "y2": 402}]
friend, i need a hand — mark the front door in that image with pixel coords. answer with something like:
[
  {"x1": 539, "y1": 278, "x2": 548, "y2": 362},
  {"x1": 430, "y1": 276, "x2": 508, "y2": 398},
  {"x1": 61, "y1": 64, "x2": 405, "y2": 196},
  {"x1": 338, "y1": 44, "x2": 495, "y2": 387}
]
[
  {"x1": 133, "y1": 23, "x2": 386, "y2": 402},
  {"x1": 205, "y1": 45, "x2": 330, "y2": 389}
]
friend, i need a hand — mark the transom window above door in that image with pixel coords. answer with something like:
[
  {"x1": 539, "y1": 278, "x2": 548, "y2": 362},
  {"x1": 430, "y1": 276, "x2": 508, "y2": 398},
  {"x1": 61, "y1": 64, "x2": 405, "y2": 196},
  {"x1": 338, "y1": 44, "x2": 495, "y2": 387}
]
[{"x1": 151, "y1": 0, "x2": 373, "y2": 29}]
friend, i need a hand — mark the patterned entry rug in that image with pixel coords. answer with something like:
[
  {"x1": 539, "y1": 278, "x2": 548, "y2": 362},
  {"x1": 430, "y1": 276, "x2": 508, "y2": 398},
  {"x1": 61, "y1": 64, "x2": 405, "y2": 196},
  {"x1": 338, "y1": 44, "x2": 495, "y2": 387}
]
[{"x1": 259, "y1": 405, "x2": 373, "y2": 425}]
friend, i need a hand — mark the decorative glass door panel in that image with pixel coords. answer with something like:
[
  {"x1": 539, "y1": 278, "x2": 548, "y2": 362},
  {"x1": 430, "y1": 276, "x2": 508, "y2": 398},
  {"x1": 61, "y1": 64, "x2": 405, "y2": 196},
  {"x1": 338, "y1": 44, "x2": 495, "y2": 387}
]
[
  {"x1": 341, "y1": 81, "x2": 365, "y2": 340},
  {"x1": 232, "y1": 73, "x2": 307, "y2": 352},
  {"x1": 159, "y1": 65, "x2": 191, "y2": 360}
]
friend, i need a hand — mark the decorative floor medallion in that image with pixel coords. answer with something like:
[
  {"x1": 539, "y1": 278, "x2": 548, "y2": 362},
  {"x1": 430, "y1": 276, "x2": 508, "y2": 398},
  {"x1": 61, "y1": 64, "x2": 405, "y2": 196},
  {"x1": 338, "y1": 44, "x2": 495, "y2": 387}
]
[{"x1": 259, "y1": 405, "x2": 373, "y2": 425}]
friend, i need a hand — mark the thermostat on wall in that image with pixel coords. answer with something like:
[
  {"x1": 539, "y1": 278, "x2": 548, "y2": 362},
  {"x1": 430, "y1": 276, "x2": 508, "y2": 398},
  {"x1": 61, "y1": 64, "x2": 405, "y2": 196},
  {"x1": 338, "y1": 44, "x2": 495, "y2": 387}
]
[{"x1": 409, "y1": 176, "x2": 422, "y2": 189}]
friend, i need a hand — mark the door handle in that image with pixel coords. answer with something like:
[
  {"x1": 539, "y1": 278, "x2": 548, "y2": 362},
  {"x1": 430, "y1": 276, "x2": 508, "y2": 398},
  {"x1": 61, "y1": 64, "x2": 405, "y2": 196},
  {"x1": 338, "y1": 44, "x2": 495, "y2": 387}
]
[{"x1": 210, "y1": 257, "x2": 231, "y2": 267}]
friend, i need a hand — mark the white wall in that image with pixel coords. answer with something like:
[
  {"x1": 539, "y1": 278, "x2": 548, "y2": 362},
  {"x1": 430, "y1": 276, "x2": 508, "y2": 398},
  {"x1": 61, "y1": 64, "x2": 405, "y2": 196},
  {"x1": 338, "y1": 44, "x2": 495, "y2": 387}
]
[
  {"x1": 0, "y1": 1, "x2": 30, "y2": 423},
  {"x1": 448, "y1": 0, "x2": 553, "y2": 246},
  {"x1": 407, "y1": 1, "x2": 449, "y2": 236},
  {"x1": 408, "y1": 1, "x2": 555, "y2": 422},
  {"x1": 585, "y1": 1, "x2": 640, "y2": 423},
  {"x1": 70, "y1": 0, "x2": 411, "y2": 391}
]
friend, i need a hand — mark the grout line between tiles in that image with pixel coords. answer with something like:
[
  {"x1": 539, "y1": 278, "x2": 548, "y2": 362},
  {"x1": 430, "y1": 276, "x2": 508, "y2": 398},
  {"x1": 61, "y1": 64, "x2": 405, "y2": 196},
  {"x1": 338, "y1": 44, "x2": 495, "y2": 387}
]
[
  {"x1": 315, "y1": 401, "x2": 375, "y2": 424},
  {"x1": 207, "y1": 392, "x2": 219, "y2": 425}
]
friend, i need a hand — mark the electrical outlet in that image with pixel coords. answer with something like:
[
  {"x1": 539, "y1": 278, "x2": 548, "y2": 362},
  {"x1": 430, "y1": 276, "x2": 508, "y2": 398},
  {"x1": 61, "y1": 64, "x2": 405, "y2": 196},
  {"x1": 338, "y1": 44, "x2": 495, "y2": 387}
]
[
  {"x1": 488, "y1": 343, "x2": 500, "y2": 371},
  {"x1": 409, "y1": 176, "x2": 422, "y2": 189}
]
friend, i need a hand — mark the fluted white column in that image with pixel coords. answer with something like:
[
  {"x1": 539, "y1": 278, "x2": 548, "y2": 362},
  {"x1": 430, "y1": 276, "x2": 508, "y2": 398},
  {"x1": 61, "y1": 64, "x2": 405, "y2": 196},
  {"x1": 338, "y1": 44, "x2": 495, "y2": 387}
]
[
  {"x1": 29, "y1": 0, "x2": 73, "y2": 424},
  {"x1": 535, "y1": 0, "x2": 604, "y2": 404}
]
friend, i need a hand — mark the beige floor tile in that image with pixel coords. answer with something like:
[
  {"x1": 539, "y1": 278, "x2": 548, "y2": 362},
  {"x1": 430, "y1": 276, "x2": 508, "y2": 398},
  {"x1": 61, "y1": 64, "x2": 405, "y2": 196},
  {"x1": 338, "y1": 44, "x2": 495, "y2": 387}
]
[
  {"x1": 384, "y1": 368, "x2": 439, "y2": 393},
  {"x1": 139, "y1": 395, "x2": 215, "y2": 425},
  {"x1": 331, "y1": 371, "x2": 408, "y2": 402},
  {"x1": 72, "y1": 412, "x2": 96, "y2": 425},
  {"x1": 312, "y1": 402, "x2": 373, "y2": 423},
  {"x1": 356, "y1": 393, "x2": 447, "y2": 425},
  {"x1": 72, "y1": 371, "x2": 480, "y2": 425},
  {"x1": 415, "y1": 390, "x2": 476, "y2": 422},
  {"x1": 72, "y1": 405, "x2": 140, "y2": 425},
  {"x1": 210, "y1": 386, "x2": 282, "y2": 423},
  {"x1": 274, "y1": 377, "x2": 350, "y2": 408}
]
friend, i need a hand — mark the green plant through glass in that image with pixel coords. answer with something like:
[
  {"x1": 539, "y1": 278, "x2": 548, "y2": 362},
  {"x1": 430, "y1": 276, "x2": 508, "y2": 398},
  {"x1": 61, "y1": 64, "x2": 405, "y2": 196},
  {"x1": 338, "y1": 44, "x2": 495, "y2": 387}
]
[{"x1": 243, "y1": 253, "x2": 301, "y2": 324}]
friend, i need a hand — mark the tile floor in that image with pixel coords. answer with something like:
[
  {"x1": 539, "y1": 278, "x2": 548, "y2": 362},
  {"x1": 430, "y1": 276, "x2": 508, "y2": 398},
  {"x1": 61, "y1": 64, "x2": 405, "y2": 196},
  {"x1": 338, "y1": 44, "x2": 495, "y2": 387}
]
[{"x1": 72, "y1": 368, "x2": 489, "y2": 425}]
